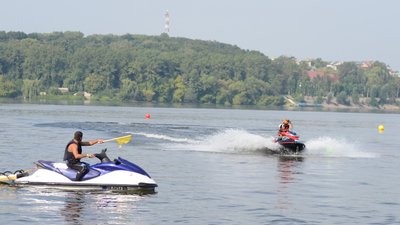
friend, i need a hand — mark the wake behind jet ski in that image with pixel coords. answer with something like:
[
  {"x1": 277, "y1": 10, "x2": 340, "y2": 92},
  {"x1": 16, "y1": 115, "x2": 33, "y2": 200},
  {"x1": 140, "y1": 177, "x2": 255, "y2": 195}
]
[{"x1": 0, "y1": 149, "x2": 157, "y2": 193}]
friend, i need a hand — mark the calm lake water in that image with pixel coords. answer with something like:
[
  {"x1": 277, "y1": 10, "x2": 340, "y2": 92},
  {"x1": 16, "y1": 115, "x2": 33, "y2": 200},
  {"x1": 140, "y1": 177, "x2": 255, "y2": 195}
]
[{"x1": 1, "y1": 103, "x2": 399, "y2": 225}]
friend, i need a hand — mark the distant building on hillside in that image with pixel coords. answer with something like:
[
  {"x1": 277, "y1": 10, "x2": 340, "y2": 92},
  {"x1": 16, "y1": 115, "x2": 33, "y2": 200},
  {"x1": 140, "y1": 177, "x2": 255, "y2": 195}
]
[
  {"x1": 58, "y1": 87, "x2": 69, "y2": 93},
  {"x1": 326, "y1": 61, "x2": 342, "y2": 71},
  {"x1": 307, "y1": 70, "x2": 338, "y2": 82},
  {"x1": 360, "y1": 61, "x2": 373, "y2": 69}
]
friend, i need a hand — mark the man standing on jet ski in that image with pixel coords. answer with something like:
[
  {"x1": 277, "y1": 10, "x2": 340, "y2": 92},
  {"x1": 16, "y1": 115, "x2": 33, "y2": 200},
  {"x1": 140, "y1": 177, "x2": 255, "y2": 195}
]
[{"x1": 63, "y1": 131, "x2": 104, "y2": 181}]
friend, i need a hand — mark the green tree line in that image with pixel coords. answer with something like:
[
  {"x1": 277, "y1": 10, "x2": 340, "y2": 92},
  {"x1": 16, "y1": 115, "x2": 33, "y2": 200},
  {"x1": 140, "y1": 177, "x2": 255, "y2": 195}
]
[{"x1": 1, "y1": 31, "x2": 399, "y2": 106}]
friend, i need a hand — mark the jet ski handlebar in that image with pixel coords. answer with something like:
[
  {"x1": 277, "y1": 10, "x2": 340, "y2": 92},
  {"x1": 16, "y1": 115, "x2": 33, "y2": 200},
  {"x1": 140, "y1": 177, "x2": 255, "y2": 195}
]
[{"x1": 94, "y1": 148, "x2": 112, "y2": 163}]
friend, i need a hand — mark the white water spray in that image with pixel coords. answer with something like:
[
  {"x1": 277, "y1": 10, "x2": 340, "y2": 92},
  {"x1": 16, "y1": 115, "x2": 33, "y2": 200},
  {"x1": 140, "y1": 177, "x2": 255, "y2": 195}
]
[
  {"x1": 133, "y1": 129, "x2": 378, "y2": 158},
  {"x1": 134, "y1": 129, "x2": 277, "y2": 153},
  {"x1": 305, "y1": 136, "x2": 378, "y2": 158}
]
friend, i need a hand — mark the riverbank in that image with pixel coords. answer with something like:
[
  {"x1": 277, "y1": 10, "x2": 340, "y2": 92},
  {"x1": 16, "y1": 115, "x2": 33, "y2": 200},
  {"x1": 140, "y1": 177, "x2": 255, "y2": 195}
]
[
  {"x1": 299, "y1": 96, "x2": 400, "y2": 112},
  {"x1": 1, "y1": 97, "x2": 399, "y2": 113}
]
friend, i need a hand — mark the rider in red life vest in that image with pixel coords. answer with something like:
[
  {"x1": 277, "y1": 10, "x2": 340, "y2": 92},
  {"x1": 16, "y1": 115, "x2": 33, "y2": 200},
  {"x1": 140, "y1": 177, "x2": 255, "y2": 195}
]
[
  {"x1": 277, "y1": 119, "x2": 294, "y2": 141},
  {"x1": 278, "y1": 119, "x2": 293, "y2": 133}
]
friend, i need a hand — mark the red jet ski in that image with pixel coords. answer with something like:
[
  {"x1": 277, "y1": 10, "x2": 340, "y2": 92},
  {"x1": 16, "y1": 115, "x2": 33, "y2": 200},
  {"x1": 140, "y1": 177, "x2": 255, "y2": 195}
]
[{"x1": 273, "y1": 131, "x2": 306, "y2": 154}]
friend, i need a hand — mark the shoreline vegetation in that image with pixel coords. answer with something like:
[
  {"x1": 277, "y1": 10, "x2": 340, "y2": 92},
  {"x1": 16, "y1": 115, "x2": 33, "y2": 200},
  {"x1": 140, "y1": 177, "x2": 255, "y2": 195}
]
[
  {"x1": 1, "y1": 96, "x2": 399, "y2": 114},
  {"x1": 1, "y1": 31, "x2": 400, "y2": 112}
]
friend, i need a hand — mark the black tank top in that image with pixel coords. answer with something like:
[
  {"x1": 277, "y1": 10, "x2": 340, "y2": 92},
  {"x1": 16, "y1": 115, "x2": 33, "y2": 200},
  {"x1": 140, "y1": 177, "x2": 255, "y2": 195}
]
[{"x1": 63, "y1": 140, "x2": 82, "y2": 164}]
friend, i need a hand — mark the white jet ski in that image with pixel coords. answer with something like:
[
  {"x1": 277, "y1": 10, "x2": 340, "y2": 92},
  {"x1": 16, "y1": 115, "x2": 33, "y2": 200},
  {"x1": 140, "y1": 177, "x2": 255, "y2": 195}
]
[{"x1": 0, "y1": 149, "x2": 157, "y2": 193}]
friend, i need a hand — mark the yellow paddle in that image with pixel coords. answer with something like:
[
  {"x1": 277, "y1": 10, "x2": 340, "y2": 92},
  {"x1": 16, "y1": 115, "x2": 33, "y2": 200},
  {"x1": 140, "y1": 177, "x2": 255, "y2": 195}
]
[{"x1": 104, "y1": 134, "x2": 133, "y2": 148}]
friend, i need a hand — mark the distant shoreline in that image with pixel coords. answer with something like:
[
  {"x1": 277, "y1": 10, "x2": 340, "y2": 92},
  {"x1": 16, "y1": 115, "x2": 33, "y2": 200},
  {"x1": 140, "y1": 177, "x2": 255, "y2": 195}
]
[
  {"x1": 1, "y1": 97, "x2": 399, "y2": 113},
  {"x1": 295, "y1": 96, "x2": 400, "y2": 113}
]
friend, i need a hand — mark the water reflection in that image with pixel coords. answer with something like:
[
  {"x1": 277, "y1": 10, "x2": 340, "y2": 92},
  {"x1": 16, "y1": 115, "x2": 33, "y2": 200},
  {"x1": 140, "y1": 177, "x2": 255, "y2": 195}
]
[
  {"x1": 276, "y1": 156, "x2": 304, "y2": 210},
  {"x1": 61, "y1": 191, "x2": 85, "y2": 224},
  {"x1": 1, "y1": 186, "x2": 154, "y2": 225},
  {"x1": 60, "y1": 190, "x2": 150, "y2": 225},
  {"x1": 278, "y1": 156, "x2": 303, "y2": 184}
]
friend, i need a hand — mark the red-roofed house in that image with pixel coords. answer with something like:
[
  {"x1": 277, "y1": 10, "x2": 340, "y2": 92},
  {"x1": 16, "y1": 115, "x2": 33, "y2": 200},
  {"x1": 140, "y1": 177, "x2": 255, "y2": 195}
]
[{"x1": 307, "y1": 71, "x2": 338, "y2": 82}]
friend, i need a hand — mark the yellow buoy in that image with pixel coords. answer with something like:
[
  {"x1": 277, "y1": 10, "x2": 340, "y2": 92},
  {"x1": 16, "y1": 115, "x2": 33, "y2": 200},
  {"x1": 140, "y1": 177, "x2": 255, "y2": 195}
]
[{"x1": 378, "y1": 125, "x2": 384, "y2": 133}]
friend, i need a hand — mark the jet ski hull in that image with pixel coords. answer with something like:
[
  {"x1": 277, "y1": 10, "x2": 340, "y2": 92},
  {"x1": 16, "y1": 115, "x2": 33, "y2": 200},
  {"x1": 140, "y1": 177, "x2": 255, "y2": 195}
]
[
  {"x1": 7, "y1": 151, "x2": 157, "y2": 193},
  {"x1": 13, "y1": 169, "x2": 157, "y2": 192},
  {"x1": 261, "y1": 142, "x2": 305, "y2": 155},
  {"x1": 265, "y1": 133, "x2": 306, "y2": 155},
  {"x1": 277, "y1": 142, "x2": 306, "y2": 154},
  {"x1": 262, "y1": 139, "x2": 306, "y2": 155}
]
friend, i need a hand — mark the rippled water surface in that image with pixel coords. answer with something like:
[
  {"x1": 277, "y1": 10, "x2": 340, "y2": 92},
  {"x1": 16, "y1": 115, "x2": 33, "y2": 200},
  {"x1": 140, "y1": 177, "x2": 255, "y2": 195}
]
[{"x1": 1, "y1": 103, "x2": 399, "y2": 224}]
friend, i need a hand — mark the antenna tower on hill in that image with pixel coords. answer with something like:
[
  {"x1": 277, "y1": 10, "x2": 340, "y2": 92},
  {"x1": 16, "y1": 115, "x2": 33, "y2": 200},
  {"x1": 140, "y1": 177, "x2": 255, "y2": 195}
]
[{"x1": 165, "y1": 10, "x2": 170, "y2": 34}]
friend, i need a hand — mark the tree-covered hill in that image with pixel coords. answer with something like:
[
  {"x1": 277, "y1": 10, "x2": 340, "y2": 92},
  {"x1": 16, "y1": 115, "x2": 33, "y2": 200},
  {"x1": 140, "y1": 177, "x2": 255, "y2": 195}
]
[{"x1": 0, "y1": 31, "x2": 399, "y2": 107}]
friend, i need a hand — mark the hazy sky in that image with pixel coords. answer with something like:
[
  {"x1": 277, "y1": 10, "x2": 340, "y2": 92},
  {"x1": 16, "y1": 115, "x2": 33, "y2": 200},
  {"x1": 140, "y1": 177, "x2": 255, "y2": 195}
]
[{"x1": 1, "y1": 0, "x2": 399, "y2": 70}]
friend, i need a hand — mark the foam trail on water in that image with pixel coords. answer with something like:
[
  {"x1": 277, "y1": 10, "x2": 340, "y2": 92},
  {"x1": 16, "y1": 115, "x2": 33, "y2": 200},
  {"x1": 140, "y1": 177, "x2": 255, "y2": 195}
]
[
  {"x1": 133, "y1": 129, "x2": 377, "y2": 157},
  {"x1": 163, "y1": 129, "x2": 276, "y2": 153},
  {"x1": 193, "y1": 129, "x2": 273, "y2": 153},
  {"x1": 305, "y1": 136, "x2": 378, "y2": 158},
  {"x1": 133, "y1": 132, "x2": 200, "y2": 144}
]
